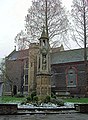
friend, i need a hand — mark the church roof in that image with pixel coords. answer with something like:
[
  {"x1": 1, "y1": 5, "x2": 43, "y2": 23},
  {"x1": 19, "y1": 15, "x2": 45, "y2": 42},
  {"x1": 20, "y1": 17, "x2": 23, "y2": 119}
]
[
  {"x1": 6, "y1": 45, "x2": 88, "y2": 64},
  {"x1": 51, "y1": 48, "x2": 88, "y2": 64},
  {"x1": 6, "y1": 49, "x2": 29, "y2": 60},
  {"x1": 6, "y1": 43, "x2": 40, "y2": 61}
]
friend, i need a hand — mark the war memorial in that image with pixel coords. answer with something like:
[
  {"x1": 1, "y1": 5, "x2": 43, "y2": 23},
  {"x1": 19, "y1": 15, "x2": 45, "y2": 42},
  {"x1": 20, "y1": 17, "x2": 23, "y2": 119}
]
[
  {"x1": 0, "y1": 27, "x2": 88, "y2": 120},
  {"x1": 0, "y1": 0, "x2": 88, "y2": 119}
]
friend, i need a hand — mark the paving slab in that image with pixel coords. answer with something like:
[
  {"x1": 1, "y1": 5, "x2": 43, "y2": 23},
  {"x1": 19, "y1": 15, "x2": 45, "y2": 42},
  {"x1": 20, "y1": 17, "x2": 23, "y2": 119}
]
[{"x1": 0, "y1": 112, "x2": 88, "y2": 120}]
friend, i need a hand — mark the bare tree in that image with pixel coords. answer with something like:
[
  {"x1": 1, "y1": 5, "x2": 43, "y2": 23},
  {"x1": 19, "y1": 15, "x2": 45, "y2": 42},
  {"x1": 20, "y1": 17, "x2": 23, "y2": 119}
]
[
  {"x1": 0, "y1": 59, "x2": 6, "y2": 83},
  {"x1": 71, "y1": 0, "x2": 88, "y2": 48},
  {"x1": 25, "y1": 0, "x2": 69, "y2": 47},
  {"x1": 0, "y1": 59, "x2": 13, "y2": 96},
  {"x1": 71, "y1": 0, "x2": 88, "y2": 96},
  {"x1": 15, "y1": 30, "x2": 30, "y2": 50}
]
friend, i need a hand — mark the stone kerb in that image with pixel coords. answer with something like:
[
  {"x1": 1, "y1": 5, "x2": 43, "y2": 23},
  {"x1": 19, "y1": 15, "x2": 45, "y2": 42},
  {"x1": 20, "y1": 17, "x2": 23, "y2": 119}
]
[
  {"x1": 74, "y1": 104, "x2": 88, "y2": 113},
  {"x1": 0, "y1": 104, "x2": 17, "y2": 114}
]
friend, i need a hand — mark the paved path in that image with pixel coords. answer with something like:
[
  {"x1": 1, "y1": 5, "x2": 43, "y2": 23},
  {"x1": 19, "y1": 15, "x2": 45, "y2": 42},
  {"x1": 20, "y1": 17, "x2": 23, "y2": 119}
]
[{"x1": 0, "y1": 112, "x2": 88, "y2": 120}]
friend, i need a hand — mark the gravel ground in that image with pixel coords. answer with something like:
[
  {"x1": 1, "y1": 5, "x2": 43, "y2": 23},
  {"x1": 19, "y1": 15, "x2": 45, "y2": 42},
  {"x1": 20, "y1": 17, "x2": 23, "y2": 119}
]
[{"x1": 0, "y1": 112, "x2": 88, "y2": 120}]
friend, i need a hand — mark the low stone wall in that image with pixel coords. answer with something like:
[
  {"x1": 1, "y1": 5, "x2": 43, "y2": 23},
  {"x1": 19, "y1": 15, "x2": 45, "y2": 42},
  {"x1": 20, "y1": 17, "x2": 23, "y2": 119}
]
[
  {"x1": 0, "y1": 104, "x2": 17, "y2": 114},
  {"x1": 74, "y1": 104, "x2": 88, "y2": 113}
]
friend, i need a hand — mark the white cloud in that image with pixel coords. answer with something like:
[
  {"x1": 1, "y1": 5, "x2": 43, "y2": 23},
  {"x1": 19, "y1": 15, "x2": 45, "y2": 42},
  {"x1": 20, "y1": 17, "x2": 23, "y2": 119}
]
[{"x1": 0, "y1": 0, "x2": 32, "y2": 58}]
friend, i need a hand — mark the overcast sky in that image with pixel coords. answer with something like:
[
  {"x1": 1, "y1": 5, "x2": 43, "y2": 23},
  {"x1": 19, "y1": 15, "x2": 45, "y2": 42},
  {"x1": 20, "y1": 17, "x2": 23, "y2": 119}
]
[{"x1": 0, "y1": 0, "x2": 72, "y2": 58}]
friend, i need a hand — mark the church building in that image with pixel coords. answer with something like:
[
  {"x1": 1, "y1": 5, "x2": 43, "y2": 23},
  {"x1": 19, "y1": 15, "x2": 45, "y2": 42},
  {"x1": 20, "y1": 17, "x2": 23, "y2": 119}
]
[{"x1": 5, "y1": 41, "x2": 88, "y2": 97}]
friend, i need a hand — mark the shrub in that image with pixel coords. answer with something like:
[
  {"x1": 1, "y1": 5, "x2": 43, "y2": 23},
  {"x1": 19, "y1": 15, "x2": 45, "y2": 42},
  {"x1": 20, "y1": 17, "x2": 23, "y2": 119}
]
[
  {"x1": 50, "y1": 98, "x2": 58, "y2": 104},
  {"x1": 52, "y1": 95, "x2": 56, "y2": 99},
  {"x1": 20, "y1": 101, "x2": 26, "y2": 105},
  {"x1": 26, "y1": 96, "x2": 31, "y2": 102},
  {"x1": 33, "y1": 96, "x2": 38, "y2": 102},
  {"x1": 50, "y1": 98, "x2": 64, "y2": 106},
  {"x1": 56, "y1": 98, "x2": 64, "y2": 106},
  {"x1": 44, "y1": 95, "x2": 51, "y2": 103},
  {"x1": 20, "y1": 98, "x2": 27, "y2": 105},
  {"x1": 31, "y1": 91, "x2": 36, "y2": 100},
  {"x1": 51, "y1": 92, "x2": 54, "y2": 97}
]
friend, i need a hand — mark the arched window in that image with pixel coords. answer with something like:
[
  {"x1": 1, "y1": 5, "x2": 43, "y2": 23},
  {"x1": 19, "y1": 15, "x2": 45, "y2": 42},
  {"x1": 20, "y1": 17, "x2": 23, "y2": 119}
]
[{"x1": 66, "y1": 67, "x2": 77, "y2": 87}]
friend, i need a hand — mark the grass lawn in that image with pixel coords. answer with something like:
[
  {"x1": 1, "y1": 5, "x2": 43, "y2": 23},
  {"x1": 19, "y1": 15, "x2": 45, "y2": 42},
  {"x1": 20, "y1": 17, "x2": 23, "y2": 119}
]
[
  {"x1": 0, "y1": 96, "x2": 25, "y2": 103},
  {"x1": 0, "y1": 96, "x2": 88, "y2": 104},
  {"x1": 63, "y1": 98, "x2": 88, "y2": 103}
]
